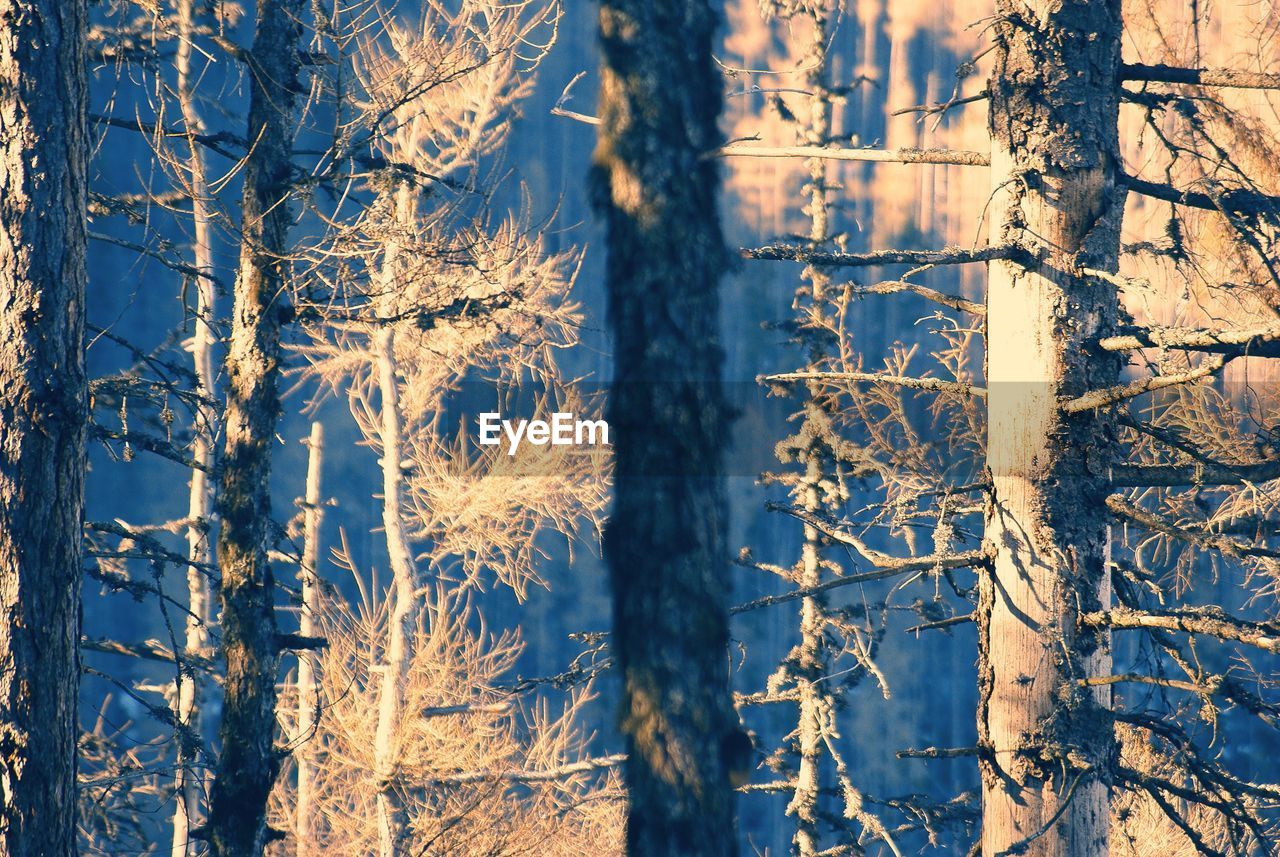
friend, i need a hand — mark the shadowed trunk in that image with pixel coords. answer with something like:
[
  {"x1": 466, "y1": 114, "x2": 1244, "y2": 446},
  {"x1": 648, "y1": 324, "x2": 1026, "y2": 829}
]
[
  {"x1": 979, "y1": 1, "x2": 1123, "y2": 854},
  {"x1": 207, "y1": 1, "x2": 305, "y2": 854},
  {"x1": 0, "y1": 1, "x2": 87, "y2": 853},
  {"x1": 593, "y1": 1, "x2": 740, "y2": 854}
]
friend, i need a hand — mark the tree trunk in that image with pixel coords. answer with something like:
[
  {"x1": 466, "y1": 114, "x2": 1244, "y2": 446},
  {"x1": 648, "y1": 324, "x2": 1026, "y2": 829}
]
[
  {"x1": 371, "y1": 182, "x2": 418, "y2": 857},
  {"x1": 979, "y1": 2, "x2": 1123, "y2": 854},
  {"x1": 173, "y1": 0, "x2": 216, "y2": 851},
  {"x1": 788, "y1": 10, "x2": 836, "y2": 855},
  {"x1": 593, "y1": 2, "x2": 739, "y2": 854},
  {"x1": 0, "y1": 1, "x2": 87, "y2": 853},
  {"x1": 295, "y1": 421, "x2": 325, "y2": 857},
  {"x1": 208, "y1": 2, "x2": 305, "y2": 854}
]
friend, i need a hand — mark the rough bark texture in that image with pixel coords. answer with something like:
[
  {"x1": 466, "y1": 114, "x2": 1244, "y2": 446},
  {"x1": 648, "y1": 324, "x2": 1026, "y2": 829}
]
[
  {"x1": 0, "y1": 1, "x2": 87, "y2": 853},
  {"x1": 208, "y1": 2, "x2": 305, "y2": 854},
  {"x1": 593, "y1": 1, "x2": 739, "y2": 854},
  {"x1": 173, "y1": 1, "x2": 216, "y2": 851},
  {"x1": 979, "y1": 2, "x2": 1123, "y2": 855},
  {"x1": 788, "y1": 9, "x2": 837, "y2": 855}
]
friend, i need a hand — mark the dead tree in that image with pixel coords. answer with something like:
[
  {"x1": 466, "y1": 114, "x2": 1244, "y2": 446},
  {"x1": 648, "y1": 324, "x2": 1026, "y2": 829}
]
[
  {"x1": 295, "y1": 422, "x2": 325, "y2": 857},
  {"x1": 593, "y1": 1, "x2": 743, "y2": 853},
  {"x1": 207, "y1": 1, "x2": 307, "y2": 853},
  {"x1": 978, "y1": 1, "x2": 1123, "y2": 852},
  {"x1": 0, "y1": 1, "x2": 88, "y2": 853},
  {"x1": 727, "y1": 0, "x2": 1280, "y2": 853},
  {"x1": 726, "y1": 3, "x2": 902, "y2": 854},
  {"x1": 171, "y1": 1, "x2": 218, "y2": 852}
]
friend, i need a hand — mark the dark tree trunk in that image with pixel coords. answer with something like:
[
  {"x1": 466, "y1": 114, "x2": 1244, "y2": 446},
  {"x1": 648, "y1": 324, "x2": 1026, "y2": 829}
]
[
  {"x1": 979, "y1": 1, "x2": 1123, "y2": 854},
  {"x1": 207, "y1": 2, "x2": 304, "y2": 854},
  {"x1": 0, "y1": 1, "x2": 88, "y2": 853},
  {"x1": 593, "y1": 2, "x2": 740, "y2": 854}
]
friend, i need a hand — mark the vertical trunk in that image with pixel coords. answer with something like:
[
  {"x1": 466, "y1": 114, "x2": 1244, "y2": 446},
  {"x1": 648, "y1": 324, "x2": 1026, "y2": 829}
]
[
  {"x1": 371, "y1": 182, "x2": 418, "y2": 857},
  {"x1": 208, "y1": 2, "x2": 305, "y2": 854},
  {"x1": 979, "y1": 2, "x2": 1122, "y2": 855},
  {"x1": 789, "y1": 10, "x2": 835, "y2": 855},
  {"x1": 173, "y1": 1, "x2": 216, "y2": 851},
  {"x1": 791, "y1": 453, "x2": 827, "y2": 857},
  {"x1": 594, "y1": 2, "x2": 739, "y2": 854},
  {"x1": 295, "y1": 422, "x2": 325, "y2": 857},
  {"x1": 0, "y1": 1, "x2": 87, "y2": 853}
]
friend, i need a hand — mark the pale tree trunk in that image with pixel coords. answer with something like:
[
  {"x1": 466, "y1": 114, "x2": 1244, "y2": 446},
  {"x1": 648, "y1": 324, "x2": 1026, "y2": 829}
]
[
  {"x1": 207, "y1": 1, "x2": 305, "y2": 854},
  {"x1": 371, "y1": 182, "x2": 419, "y2": 857},
  {"x1": 979, "y1": 2, "x2": 1122, "y2": 854},
  {"x1": 173, "y1": 0, "x2": 216, "y2": 851},
  {"x1": 296, "y1": 421, "x2": 325, "y2": 857},
  {"x1": 791, "y1": 456, "x2": 826, "y2": 857},
  {"x1": 789, "y1": 9, "x2": 836, "y2": 855},
  {"x1": 0, "y1": 1, "x2": 87, "y2": 853},
  {"x1": 594, "y1": 1, "x2": 740, "y2": 854}
]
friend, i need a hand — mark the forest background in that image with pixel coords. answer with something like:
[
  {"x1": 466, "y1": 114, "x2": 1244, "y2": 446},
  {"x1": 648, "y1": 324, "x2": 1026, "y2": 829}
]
[{"x1": 76, "y1": 0, "x2": 1280, "y2": 853}]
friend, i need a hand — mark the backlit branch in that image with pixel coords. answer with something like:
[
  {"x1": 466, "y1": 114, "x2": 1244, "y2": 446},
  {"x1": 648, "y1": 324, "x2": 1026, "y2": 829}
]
[
  {"x1": 1085, "y1": 606, "x2": 1280, "y2": 654},
  {"x1": 1098, "y1": 324, "x2": 1280, "y2": 359}
]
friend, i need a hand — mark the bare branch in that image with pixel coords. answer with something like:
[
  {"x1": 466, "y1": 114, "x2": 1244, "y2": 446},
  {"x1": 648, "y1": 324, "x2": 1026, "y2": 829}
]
[
  {"x1": 88, "y1": 424, "x2": 212, "y2": 473},
  {"x1": 418, "y1": 754, "x2": 626, "y2": 785},
  {"x1": 550, "y1": 71, "x2": 600, "y2": 126},
  {"x1": 761, "y1": 370, "x2": 986, "y2": 398},
  {"x1": 1085, "y1": 606, "x2": 1280, "y2": 654},
  {"x1": 81, "y1": 636, "x2": 217, "y2": 675},
  {"x1": 1098, "y1": 324, "x2": 1280, "y2": 359},
  {"x1": 767, "y1": 503, "x2": 991, "y2": 574},
  {"x1": 890, "y1": 90, "x2": 988, "y2": 117},
  {"x1": 1122, "y1": 62, "x2": 1280, "y2": 91},
  {"x1": 717, "y1": 144, "x2": 990, "y2": 167},
  {"x1": 1110, "y1": 458, "x2": 1280, "y2": 488},
  {"x1": 1122, "y1": 174, "x2": 1280, "y2": 218},
  {"x1": 1104, "y1": 495, "x2": 1280, "y2": 560},
  {"x1": 742, "y1": 243, "x2": 1021, "y2": 268},
  {"x1": 1062, "y1": 356, "x2": 1224, "y2": 414},
  {"x1": 87, "y1": 231, "x2": 224, "y2": 287},
  {"x1": 904, "y1": 615, "x2": 973, "y2": 634},
  {"x1": 848, "y1": 280, "x2": 985, "y2": 315},
  {"x1": 896, "y1": 746, "x2": 980, "y2": 760}
]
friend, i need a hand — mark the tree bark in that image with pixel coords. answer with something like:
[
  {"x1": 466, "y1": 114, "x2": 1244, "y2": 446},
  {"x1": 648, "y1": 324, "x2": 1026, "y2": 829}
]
[
  {"x1": 979, "y1": 2, "x2": 1122, "y2": 855},
  {"x1": 0, "y1": 1, "x2": 87, "y2": 853},
  {"x1": 593, "y1": 1, "x2": 739, "y2": 854},
  {"x1": 295, "y1": 421, "x2": 325, "y2": 857},
  {"x1": 173, "y1": 1, "x2": 216, "y2": 851},
  {"x1": 208, "y1": 2, "x2": 305, "y2": 854},
  {"x1": 371, "y1": 182, "x2": 418, "y2": 857},
  {"x1": 788, "y1": 9, "x2": 837, "y2": 855}
]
